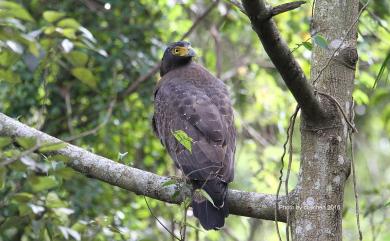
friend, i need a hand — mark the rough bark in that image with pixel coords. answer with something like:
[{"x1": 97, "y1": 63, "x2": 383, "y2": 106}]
[
  {"x1": 0, "y1": 112, "x2": 288, "y2": 222},
  {"x1": 291, "y1": 0, "x2": 359, "y2": 240},
  {"x1": 241, "y1": 0, "x2": 359, "y2": 240}
]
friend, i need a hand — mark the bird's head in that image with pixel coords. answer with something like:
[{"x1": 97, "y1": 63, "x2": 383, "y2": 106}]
[{"x1": 160, "y1": 41, "x2": 196, "y2": 77}]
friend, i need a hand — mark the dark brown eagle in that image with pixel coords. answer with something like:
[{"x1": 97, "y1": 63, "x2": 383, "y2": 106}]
[{"x1": 153, "y1": 41, "x2": 236, "y2": 230}]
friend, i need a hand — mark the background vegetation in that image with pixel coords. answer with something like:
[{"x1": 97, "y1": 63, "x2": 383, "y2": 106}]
[{"x1": 0, "y1": 0, "x2": 389, "y2": 240}]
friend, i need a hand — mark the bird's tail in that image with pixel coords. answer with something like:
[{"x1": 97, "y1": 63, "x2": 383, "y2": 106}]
[{"x1": 191, "y1": 179, "x2": 229, "y2": 230}]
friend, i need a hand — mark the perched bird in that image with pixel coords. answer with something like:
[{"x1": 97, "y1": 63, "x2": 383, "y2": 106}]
[{"x1": 153, "y1": 41, "x2": 236, "y2": 230}]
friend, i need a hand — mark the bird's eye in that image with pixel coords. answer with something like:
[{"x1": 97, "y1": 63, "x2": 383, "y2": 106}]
[{"x1": 174, "y1": 48, "x2": 180, "y2": 54}]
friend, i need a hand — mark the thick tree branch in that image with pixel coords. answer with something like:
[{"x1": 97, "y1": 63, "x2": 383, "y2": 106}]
[
  {"x1": 0, "y1": 112, "x2": 288, "y2": 222},
  {"x1": 241, "y1": 0, "x2": 324, "y2": 120}
]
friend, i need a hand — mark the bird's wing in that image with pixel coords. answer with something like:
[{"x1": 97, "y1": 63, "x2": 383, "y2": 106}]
[{"x1": 154, "y1": 79, "x2": 232, "y2": 181}]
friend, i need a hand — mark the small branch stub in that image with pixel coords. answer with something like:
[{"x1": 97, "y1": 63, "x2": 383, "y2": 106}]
[{"x1": 271, "y1": 1, "x2": 306, "y2": 17}]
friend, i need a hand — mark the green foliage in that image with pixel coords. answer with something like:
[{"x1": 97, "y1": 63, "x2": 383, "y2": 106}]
[
  {"x1": 194, "y1": 189, "x2": 216, "y2": 207},
  {"x1": 172, "y1": 130, "x2": 193, "y2": 153},
  {"x1": 314, "y1": 34, "x2": 328, "y2": 49}
]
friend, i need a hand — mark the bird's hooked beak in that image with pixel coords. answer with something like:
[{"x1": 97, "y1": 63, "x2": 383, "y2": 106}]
[{"x1": 186, "y1": 46, "x2": 196, "y2": 57}]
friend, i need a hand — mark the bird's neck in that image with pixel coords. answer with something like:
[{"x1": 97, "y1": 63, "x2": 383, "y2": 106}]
[{"x1": 160, "y1": 59, "x2": 193, "y2": 77}]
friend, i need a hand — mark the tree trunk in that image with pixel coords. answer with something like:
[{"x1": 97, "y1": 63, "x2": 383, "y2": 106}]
[{"x1": 291, "y1": 0, "x2": 359, "y2": 240}]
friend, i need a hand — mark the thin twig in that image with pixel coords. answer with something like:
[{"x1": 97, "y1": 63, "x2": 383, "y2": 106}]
[
  {"x1": 349, "y1": 100, "x2": 363, "y2": 241},
  {"x1": 210, "y1": 24, "x2": 222, "y2": 78},
  {"x1": 275, "y1": 105, "x2": 300, "y2": 241},
  {"x1": 62, "y1": 87, "x2": 75, "y2": 136},
  {"x1": 271, "y1": 1, "x2": 306, "y2": 17},
  {"x1": 181, "y1": 0, "x2": 220, "y2": 40},
  {"x1": 64, "y1": 99, "x2": 116, "y2": 142},
  {"x1": 312, "y1": 0, "x2": 370, "y2": 86},
  {"x1": 144, "y1": 196, "x2": 181, "y2": 241},
  {"x1": 180, "y1": 204, "x2": 189, "y2": 241},
  {"x1": 224, "y1": 0, "x2": 246, "y2": 14},
  {"x1": 0, "y1": 142, "x2": 42, "y2": 167},
  {"x1": 315, "y1": 91, "x2": 358, "y2": 133},
  {"x1": 284, "y1": 106, "x2": 299, "y2": 241}
]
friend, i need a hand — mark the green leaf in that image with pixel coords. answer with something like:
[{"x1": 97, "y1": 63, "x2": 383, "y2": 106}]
[
  {"x1": 16, "y1": 137, "x2": 37, "y2": 149},
  {"x1": 0, "y1": 1, "x2": 34, "y2": 22},
  {"x1": 47, "y1": 154, "x2": 71, "y2": 163},
  {"x1": 39, "y1": 142, "x2": 67, "y2": 153},
  {"x1": 0, "y1": 137, "x2": 12, "y2": 148},
  {"x1": 66, "y1": 51, "x2": 89, "y2": 67},
  {"x1": 43, "y1": 26, "x2": 56, "y2": 35},
  {"x1": 12, "y1": 192, "x2": 34, "y2": 203},
  {"x1": 0, "y1": 168, "x2": 5, "y2": 190},
  {"x1": 302, "y1": 42, "x2": 313, "y2": 50},
  {"x1": 162, "y1": 179, "x2": 177, "y2": 187},
  {"x1": 61, "y1": 28, "x2": 77, "y2": 39},
  {"x1": 0, "y1": 69, "x2": 22, "y2": 83},
  {"x1": 353, "y1": 89, "x2": 369, "y2": 105},
  {"x1": 43, "y1": 11, "x2": 65, "y2": 23},
  {"x1": 195, "y1": 189, "x2": 216, "y2": 207},
  {"x1": 46, "y1": 192, "x2": 66, "y2": 208},
  {"x1": 172, "y1": 190, "x2": 180, "y2": 199},
  {"x1": 71, "y1": 67, "x2": 97, "y2": 88},
  {"x1": 172, "y1": 130, "x2": 193, "y2": 153},
  {"x1": 28, "y1": 41, "x2": 39, "y2": 57},
  {"x1": 31, "y1": 176, "x2": 59, "y2": 192},
  {"x1": 314, "y1": 35, "x2": 328, "y2": 49},
  {"x1": 57, "y1": 18, "x2": 80, "y2": 29}
]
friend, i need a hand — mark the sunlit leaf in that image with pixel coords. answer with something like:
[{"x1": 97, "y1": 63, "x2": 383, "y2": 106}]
[
  {"x1": 71, "y1": 67, "x2": 97, "y2": 88},
  {"x1": 172, "y1": 130, "x2": 193, "y2": 153},
  {"x1": 12, "y1": 192, "x2": 34, "y2": 203},
  {"x1": 57, "y1": 18, "x2": 80, "y2": 29},
  {"x1": 53, "y1": 207, "x2": 74, "y2": 216},
  {"x1": 16, "y1": 137, "x2": 37, "y2": 149},
  {"x1": 0, "y1": 1, "x2": 34, "y2": 22},
  {"x1": 58, "y1": 28, "x2": 77, "y2": 39},
  {"x1": 46, "y1": 192, "x2": 66, "y2": 208},
  {"x1": 0, "y1": 137, "x2": 12, "y2": 148},
  {"x1": 353, "y1": 89, "x2": 369, "y2": 105},
  {"x1": 66, "y1": 51, "x2": 88, "y2": 66},
  {"x1": 28, "y1": 41, "x2": 39, "y2": 57},
  {"x1": 43, "y1": 11, "x2": 65, "y2": 23},
  {"x1": 31, "y1": 176, "x2": 59, "y2": 192},
  {"x1": 39, "y1": 142, "x2": 67, "y2": 153}
]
